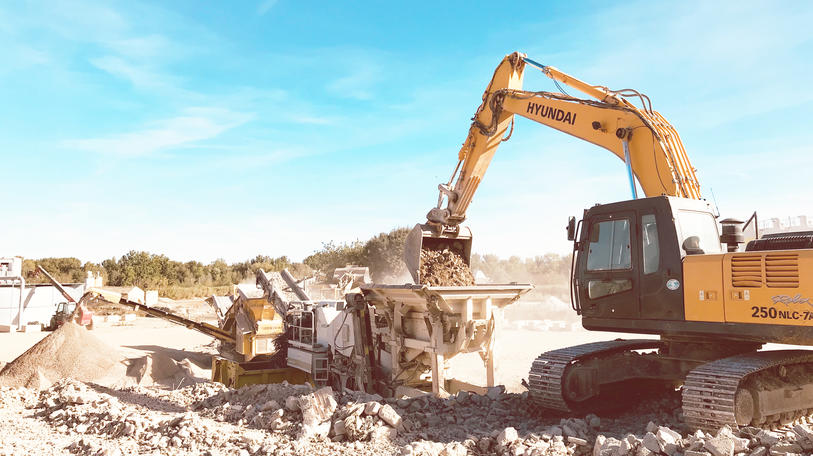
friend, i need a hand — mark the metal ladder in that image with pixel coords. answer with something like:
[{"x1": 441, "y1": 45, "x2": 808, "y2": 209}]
[{"x1": 312, "y1": 355, "x2": 329, "y2": 386}]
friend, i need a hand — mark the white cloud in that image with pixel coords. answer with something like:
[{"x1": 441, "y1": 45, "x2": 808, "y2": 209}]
[
  {"x1": 326, "y1": 63, "x2": 383, "y2": 100},
  {"x1": 257, "y1": 0, "x2": 279, "y2": 15},
  {"x1": 63, "y1": 108, "x2": 253, "y2": 157},
  {"x1": 327, "y1": 68, "x2": 378, "y2": 100},
  {"x1": 90, "y1": 55, "x2": 176, "y2": 90},
  {"x1": 105, "y1": 34, "x2": 174, "y2": 61},
  {"x1": 289, "y1": 115, "x2": 335, "y2": 125},
  {"x1": 0, "y1": 44, "x2": 50, "y2": 73}
]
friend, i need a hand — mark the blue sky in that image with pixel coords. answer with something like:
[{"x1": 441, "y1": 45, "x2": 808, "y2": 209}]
[{"x1": 2, "y1": 1, "x2": 812, "y2": 263}]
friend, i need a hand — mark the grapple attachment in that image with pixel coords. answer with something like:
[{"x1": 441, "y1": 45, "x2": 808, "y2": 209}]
[{"x1": 403, "y1": 223, "x2": 473, "y2": 283}]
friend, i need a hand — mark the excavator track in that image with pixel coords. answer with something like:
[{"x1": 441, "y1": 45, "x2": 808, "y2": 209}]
[
  {"x1": 527, "y1": 339, "x2": 662, "y2": 413},
  {"x1": 683, "y1": 350, "x2": 813, "y2": 432}
]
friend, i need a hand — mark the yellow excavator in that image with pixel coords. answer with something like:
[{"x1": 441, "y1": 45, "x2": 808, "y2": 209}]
[{"x1": 405, "y1": 51, "x2": 813, "y2": 431}]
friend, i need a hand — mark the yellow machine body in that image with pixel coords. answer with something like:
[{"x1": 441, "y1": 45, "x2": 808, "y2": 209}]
[
  {"x1": 684, "y1": 250, "x2": 813, "y2": 327},
  {"x1": 211, "y1": 356, "x2": 312, "y2": 389}
]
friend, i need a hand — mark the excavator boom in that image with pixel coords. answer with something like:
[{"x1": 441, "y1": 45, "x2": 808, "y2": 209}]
[{"x1": 405, "y1": 51, "x2": 701, "y2": 282}]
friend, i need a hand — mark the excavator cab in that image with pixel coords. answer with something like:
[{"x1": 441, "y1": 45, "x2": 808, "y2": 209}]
[
  {"x1": 404, "y1": 223, "x2": 473, "y2": 283},
  {"x1": 570, "y1": 196, "x2": 721, "y2": 331}
]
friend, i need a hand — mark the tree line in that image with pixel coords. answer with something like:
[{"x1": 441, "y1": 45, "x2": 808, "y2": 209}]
[
  {"x1": 22, "y1": 226, "x2": 571, "y2": 297},
  {"x1": 23, "y1": 254, "x2": 310, "y2": 290}
]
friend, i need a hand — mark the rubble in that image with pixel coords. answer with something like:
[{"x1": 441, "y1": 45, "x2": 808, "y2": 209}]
[
  {"x1": 298, "y1": 386, "x2": 338, "y2": 439},
  {"x1": 419, "y1": 248, "x2": 475, "y2": 286},
  {"x1": 4, "y1": 374, "x2": 813, "y2": 456}
]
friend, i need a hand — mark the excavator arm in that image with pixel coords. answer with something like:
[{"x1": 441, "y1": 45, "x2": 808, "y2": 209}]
[{"x1": 405, "y1": 51, "x2": 701, "y2": 282}]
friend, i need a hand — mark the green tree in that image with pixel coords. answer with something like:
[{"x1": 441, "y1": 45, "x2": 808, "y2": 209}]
[
  {"x1": 362, "y1": 227, "x2": 409, "y2": 281},
  {"x1": 23, "y1": 257, "x2": 97, "y2": 284},
  {"x1": 304, "y1": 240, "x2": 365, "y2": 281}
]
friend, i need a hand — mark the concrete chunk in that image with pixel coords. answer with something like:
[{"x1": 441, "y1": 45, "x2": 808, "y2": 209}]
[
  {"x1": 486, "y1": 385, "x2": 505, "y2": 400},
  {"x1": 364, "y1": 401, "x2": 381, "y2": 416},
  {"x1": 643, "y1": 432, "x2": 662, "y2": 453},
  {"x1": 297, "y1": 386, "x2": 337, "y2": 439},
  {"x1": 704, "y1": 435, "x2": 735, "y2": 456},
  {"x1": 748, "y1": 448, "x2": 767, "y2": 456},
  {"x1": 285, "y1": 395, "x2": 299, "y2": 411},
  {"x1": 683, "y1": 451, "x2": 712, "y2": 456},
  {"x1": 377, "y1": 404, "x2": 402, "y2": 429},
  {"x1": 497, "y1": 427, "x2": 519, "y2": 447}
]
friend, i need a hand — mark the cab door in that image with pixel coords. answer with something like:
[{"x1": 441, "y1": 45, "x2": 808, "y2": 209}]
[{"x1": 577, "y1": 211, "x2": 640, "y2": 318}]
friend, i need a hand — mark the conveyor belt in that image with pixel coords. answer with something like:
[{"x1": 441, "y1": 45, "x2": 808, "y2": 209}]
[{"x1": 84, "y1": 291, "x2": 234, "y2": 343}]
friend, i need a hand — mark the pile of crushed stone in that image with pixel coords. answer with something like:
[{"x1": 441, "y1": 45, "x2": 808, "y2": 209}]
[
  {"x1": 125, "y1": 352, "x2": 205, "y2": 389},
  {"x1": 0, "y1": 322, "x2": 123, "y2": 389},
  {"x1": 419, "y1": 248, "x2": 475, "y2": 286}
]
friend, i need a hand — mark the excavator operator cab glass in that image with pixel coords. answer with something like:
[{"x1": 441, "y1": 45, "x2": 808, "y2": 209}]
[
  {"x1": 586, "y1": 219, "x2": 631, "y2": 271},
  {"x1": 677, "y1": 210, "x2": 722, "y2": 256},
  {"x1": 585, "y1": 218, "x2": 633, "y2": 300},
  {"x1": 642, "y1": 214, "x2": 660, "y2": 274}
]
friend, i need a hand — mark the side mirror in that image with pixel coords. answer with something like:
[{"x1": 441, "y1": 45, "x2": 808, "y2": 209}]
[{"x1": 566, "y1": 216, "x2": 576, "y2": 241}]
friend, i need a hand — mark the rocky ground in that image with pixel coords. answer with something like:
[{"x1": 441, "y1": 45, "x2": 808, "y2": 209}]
[{"x1": 3, "y1": 378, "x2": 813, "y2": 456}]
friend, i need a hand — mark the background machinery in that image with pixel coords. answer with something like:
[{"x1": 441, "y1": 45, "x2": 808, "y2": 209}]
[
  {"x1": 407, "y1": 51, "x2": 813, "y2": 431},
  {"x1": 37, "y1": 265, "x2": 93, "y2": 330},
  {"x1": 256, "y1": 268, "x2": 532, "y2": 396}
]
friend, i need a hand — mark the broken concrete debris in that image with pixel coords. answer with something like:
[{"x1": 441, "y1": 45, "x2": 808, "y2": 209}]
[
  {"x1": 419, "y1": 248, "x2": 475, "y2": 286},
  {"x1": 3, "y1": 377, "x2": 813, "y2": 455}
]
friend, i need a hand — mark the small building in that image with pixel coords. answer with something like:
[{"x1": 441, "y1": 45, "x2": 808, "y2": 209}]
[
  {"x1": 84, "y1": 271, "x2": 104, "y2": 288},
  {"x1": 99, "y1": 286, "x2": 145, "y2": 304},
  {"x1": 0, "y1": 282, "x2": 85, "y2": 330},
  {"x1": 0, "y1": 256, "x2": 85, "y2": 331}
]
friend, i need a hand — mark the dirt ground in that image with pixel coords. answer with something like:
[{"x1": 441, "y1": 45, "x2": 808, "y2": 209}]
[
  {"x1": 0, "y1": 315, "x2": 215, "y2": 368},
  {"x1": 0, "y1": 307, "x2": 629, "y2": 393},
  {"x1": 2, "y1": 300, "x2": 811, "y2": 456},
  {"x1": 0, "y1": 312, "x2": 800, "y2": 394}
]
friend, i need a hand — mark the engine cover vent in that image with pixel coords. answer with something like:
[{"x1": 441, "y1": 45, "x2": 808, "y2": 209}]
[
  {"x1": 731, "y1": 255, "x2": 762, "y2": 288},
  {"x1": 765, "y1": 253, "x2": 799, "y2": 288}
]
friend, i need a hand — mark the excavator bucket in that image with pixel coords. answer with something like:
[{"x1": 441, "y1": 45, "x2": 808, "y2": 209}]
[{"x1": 404, "y1": 223, "x2": 473, "y2": 283}]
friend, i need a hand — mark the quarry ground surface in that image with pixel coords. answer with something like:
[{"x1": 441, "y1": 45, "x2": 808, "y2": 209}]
[
  {"x1": 2, "y1": 300, "x2": 811, "y2": 456},
  {"x1": 0, "y1": 316, "x2": 621, "y2": 391}
]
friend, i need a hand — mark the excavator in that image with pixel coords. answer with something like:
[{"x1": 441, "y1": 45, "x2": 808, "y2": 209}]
[{"x1": 404, "y1": 51, "x2": 813, "y2": 431}]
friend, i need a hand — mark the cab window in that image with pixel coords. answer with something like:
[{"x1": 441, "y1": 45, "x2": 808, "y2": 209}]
[
  {"x1": 587, "y1": 219, "x2": 631, "y2": 271},
  {"x1": 677, "y1": 210, "x2": 722, "y2": 255},
  {"x1": 642, "y1": 214, "x2": 660, "y2": 274}
]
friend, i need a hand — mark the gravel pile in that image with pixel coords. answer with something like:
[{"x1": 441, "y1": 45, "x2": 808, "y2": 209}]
[
  {"x1": 124, "y1": 352, "x2": 204, "y2": 388},
  {"x1": 419, "y1": 248, "x2": 475, "y2": 286},
  {"x1": 0, "y1": 322, "x2": 123, "y2": 389}
]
